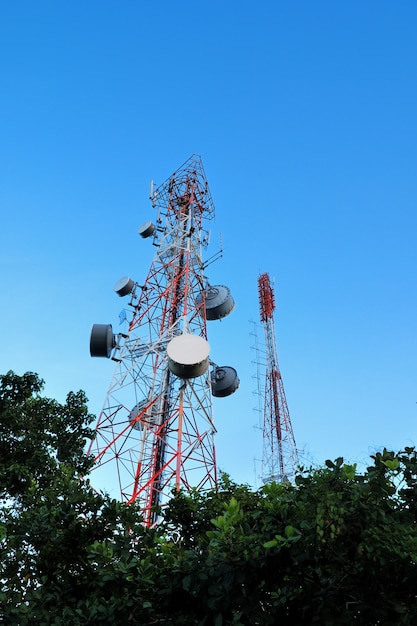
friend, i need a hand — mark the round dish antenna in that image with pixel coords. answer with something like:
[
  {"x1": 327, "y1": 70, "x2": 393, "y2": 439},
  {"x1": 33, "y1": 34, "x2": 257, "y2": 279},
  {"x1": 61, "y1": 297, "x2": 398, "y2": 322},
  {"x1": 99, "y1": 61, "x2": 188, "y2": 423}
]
[
  {"x1": 200, "y1": 285, "x2": 235, "y2": 320},
  {"x1": 138, "y1": 221, "x2": 155, "y2": 238},
  {"x1": 167, "y1": 334, "x2": 210, "y2": 379},
  {"x1": 114, "y1": 276, "x2": 135, "y2": 297},
  {"x1": 90, "y1": 324, "x2": 115, "y2": 358},
  {"x1": 129, "y1": 399, "x2": 158, "y2": 430},
  {"x1": 211, "y1": 366, "x2": 240, "y2": 397}
]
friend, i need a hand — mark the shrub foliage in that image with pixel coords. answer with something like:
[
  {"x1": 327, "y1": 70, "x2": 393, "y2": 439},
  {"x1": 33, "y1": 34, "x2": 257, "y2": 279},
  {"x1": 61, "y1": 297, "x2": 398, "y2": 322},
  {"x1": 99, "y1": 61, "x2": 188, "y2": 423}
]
[{"x1": 1, "y1": 371, "x2": 417, "y2": 624}]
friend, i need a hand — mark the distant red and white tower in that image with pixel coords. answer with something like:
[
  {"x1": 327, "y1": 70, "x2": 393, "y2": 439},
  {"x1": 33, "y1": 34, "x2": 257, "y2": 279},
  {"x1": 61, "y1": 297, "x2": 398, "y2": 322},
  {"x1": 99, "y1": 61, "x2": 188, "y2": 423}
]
[
  {"x1": 88, "y1": 155, "x2": 239, "y2": 525},
  {"x1": 257, "y1": 272, "x2": 298, "y2": 483}
]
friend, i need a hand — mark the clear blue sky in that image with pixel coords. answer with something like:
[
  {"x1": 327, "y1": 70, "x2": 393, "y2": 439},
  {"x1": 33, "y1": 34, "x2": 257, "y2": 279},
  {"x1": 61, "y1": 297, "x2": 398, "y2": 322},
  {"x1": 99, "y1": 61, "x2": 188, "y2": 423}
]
[{"x1": 1, "y1": 1, "x2": 416, "y2": 488}]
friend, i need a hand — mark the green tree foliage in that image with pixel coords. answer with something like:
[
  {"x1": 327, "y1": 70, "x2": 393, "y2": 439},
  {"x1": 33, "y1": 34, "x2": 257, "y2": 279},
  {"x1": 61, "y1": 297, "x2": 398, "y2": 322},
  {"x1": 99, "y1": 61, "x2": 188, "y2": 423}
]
[
  {"x1": 0, "y1": 371, "x2": 149, "y2": 623},
  {"x1": 1, "y1": 371, "x2": 417, "y2": 624},
  {"x1": 0, "y1": 370, "x2": 93, "y2": 499}
]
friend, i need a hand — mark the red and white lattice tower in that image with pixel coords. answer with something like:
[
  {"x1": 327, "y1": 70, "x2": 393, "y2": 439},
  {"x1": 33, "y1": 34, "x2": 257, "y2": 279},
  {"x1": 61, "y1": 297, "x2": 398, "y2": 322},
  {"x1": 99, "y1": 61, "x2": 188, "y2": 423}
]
[
  {"x1": 88, "y1": 155, "x2": 239, "y2": 525},
  {"x1": 258, "y1": 272, "x2": 298, "y2": 483}
]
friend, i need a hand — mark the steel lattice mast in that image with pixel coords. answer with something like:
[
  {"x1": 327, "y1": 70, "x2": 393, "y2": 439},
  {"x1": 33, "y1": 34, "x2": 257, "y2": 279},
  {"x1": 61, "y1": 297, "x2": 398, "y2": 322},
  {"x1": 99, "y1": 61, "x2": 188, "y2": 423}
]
[
  {"x1": 88, "y1": 155, "x2": 238, "y2": 525},
  {"x1": 258, "y1": 272, "x2": 298, "y2": 483}
]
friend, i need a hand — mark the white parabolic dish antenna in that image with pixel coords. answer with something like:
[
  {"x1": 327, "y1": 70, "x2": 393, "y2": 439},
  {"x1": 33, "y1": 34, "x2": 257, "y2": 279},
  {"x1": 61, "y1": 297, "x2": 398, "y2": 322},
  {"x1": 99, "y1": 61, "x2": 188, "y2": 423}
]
[{"x1": 167, "y1": 334, "x2": 210, "y2": 379}]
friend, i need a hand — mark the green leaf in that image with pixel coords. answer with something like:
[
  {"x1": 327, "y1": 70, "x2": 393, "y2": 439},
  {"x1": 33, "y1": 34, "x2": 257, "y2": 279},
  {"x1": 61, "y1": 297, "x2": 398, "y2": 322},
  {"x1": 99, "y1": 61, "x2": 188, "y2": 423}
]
[
  {"x1": 383, "y1": 458, "x2": 399, "y2": 470},
  {"x1": 285, "y1": 525, "x2": 294, "y2": 538}
]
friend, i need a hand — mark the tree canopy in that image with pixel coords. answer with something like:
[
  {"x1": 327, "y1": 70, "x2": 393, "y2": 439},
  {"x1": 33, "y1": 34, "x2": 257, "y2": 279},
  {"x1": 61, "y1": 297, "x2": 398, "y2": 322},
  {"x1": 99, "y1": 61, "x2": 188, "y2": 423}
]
[{"x1": 1, "y1": 370, "x2": 417, "y2": 625}]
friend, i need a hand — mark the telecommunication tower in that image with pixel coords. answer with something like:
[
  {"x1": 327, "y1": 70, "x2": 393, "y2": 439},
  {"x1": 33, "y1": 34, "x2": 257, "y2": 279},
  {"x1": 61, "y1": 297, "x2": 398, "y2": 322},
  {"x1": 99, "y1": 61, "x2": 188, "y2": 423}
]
[
  {"x1": 257, "y1": 272, "x2": 298, "y2": 483},
  {"x1": 88, "y1": 155, "x2": 239, "y2": 526}
]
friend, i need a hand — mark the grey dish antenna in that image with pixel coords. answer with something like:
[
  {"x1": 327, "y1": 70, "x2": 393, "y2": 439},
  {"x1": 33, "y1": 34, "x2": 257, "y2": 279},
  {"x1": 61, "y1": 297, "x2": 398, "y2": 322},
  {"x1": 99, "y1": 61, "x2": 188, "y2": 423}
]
[
  {"x1": 200, "y1": 285, "x2": 235, "y2": 320},
  {"x1": 130, "y1": 399, "x2": 158, "y2": 430},
  {"x1": 114, "y1": 276, "x2": 135, "y2": 297},
  {"x1": 138, "y1": 221, "x2": 155, "y2": 238},
  {"x1": 90, "y1": 324, "x2": 115, "y2": 358},
  {"x1": 211, "y1": 366, "x2": 240, "y2": 397}
]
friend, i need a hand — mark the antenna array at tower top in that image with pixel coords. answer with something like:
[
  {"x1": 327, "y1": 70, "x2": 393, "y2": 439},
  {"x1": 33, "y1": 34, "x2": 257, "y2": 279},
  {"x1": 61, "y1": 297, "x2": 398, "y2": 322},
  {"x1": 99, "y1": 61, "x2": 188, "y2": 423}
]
[{"x1": 258, "y1": 272, "x2": 276, "y2": 322}]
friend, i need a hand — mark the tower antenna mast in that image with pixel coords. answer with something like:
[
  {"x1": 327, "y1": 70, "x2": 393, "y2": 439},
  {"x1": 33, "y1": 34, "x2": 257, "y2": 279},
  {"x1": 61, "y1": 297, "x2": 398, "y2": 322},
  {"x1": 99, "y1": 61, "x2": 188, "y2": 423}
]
[
  {"x1": 88, "y1": 155, "x2": 239, "y2": 525},
  {"x1": 258, "y1": 272, "x2": 298, "y2": 482}
]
